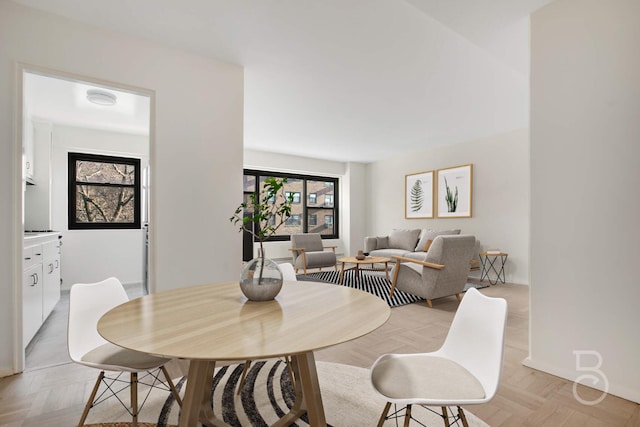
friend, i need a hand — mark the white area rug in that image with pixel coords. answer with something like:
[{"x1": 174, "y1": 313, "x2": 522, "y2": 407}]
[{"x1": 86, "y1": 360, "x2": 489, "y2": 426}]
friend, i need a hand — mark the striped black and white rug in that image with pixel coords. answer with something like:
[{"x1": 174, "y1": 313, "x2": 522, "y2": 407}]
[
  {"x1": 297, "y1": 270, "x2": 421, "y2": 307},
  {"x1": 297, "y1": 270, "x2": 486, "y2": 308}
]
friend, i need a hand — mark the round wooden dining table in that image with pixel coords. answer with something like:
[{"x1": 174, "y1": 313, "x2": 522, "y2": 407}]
[{"x1": 98, "y1": 280, "x2": 391, "y2": 427}]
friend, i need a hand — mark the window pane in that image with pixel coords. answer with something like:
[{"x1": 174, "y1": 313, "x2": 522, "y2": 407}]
[
  {"x1": 286, "y1": 192, "x2": 301, "y2": 204},
  {"x1": 243, "y1": 175, "x2": 256, "y2": 192},
  {"x1": 308, "y1": 180, "x2": 334, "y2": 207},
  {"x1": 75, "y1": 185, "x2": 136, "y2": 223},
  {"x1": 76, "y1": 160, "x2": 136, "y2": 185},
  {"x1": 285, "y1": 214, "x2": 301, "y2": 226},
  {"x1": 244, "y1": 172, "x2": 337, "y2": 240},
  {"x1": 307, "y1": 208, "x2": 334, "y2": 235},
  {"x1": 69, "y1": 152, "x2": 141, "y2": 230}
]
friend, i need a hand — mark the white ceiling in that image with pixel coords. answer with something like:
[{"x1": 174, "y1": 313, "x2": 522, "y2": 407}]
[
  {"x1": 13, "y1": 0, "x2": 555, "y2": 163},
  {"x1": 24, "y1": 72, "x2": 151, "y2": 136}
]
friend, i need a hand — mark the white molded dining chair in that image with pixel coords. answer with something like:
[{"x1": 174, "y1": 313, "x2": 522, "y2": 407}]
[
  {"x1": 279, "y1": 262, "x2": 297, "y2": 281},
  {"x1": 370, "y1": 287, "x2": 507, "y2": 427},
  {"x1": 68, "y1": 277, "x2": 182, "y2": 427}
]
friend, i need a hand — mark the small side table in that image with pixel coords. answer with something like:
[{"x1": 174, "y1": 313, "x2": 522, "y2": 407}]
[{"x1": 479, "y1": 251, "x2": 508, "y2": 285}]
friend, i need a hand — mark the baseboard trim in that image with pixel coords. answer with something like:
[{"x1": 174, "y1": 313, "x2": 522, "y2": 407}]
[{"x1": 523, "y1": 357, "x2": 640, "y2": 404}]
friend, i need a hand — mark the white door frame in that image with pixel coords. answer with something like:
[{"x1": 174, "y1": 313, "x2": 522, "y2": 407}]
[{"x1": 13, "y1": 63, "x2": 155, "y2": 373}]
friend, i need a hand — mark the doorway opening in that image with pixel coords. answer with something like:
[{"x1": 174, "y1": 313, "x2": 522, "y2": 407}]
[{"x1": 20, "y1": 67, "x2": 152, "y2": 371}]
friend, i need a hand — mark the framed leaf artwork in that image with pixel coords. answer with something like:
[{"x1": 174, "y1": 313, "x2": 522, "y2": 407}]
[
  {"x1": 437, "y1": 164, "x2": 473, "y2": 218},
  {"x1": 405, "y1": 170, "x2": 434, "y2": 219}
]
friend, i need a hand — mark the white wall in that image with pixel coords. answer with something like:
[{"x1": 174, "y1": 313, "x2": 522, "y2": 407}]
[
  {"x1": 24, "y1": 121, "x2": 52, "y2": 229},
  {"x1": 528, "y1": 0, "x2": 640, "y2": 403},
  {"x1": 48, "y1": 124, "x2": 148, "y2": 288},
  {"x1": 0, "y1": 1, "x2": 243, "y2": 375},
  {"x1": 366, "y1": 129, "x2": 530, "y2": 285},
  {"x1": 242, "y1": 150, "x2": 368, "y2": 260}
]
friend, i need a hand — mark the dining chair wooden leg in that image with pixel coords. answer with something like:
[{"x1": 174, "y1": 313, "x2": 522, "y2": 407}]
[
  {"x1": 458, "y1": 406, "x2": 469, "y2": 427},
  {"x1": 131, "y1": 372, "x2": 138, "y2": 427},
  {"x1": 285, "y1": 356, "x2": 295, "y2": 388},
  {"x1": 403, "y1": 404, "x2": 412, "y2": 427},
  {"x1": 78, "y1": 371, "x2": 104, "y2": 427},
  {"x1": 441, "y1": 406, "x2": 450, "y2": 427},
  {"x1": 376, "y1": 402, "x2": 392, "y2": 427},
  {"x1": 426, "y1": 299, "x2": 433, "y2": 308},
  {"x1": 161, "y1": 366, "x2": 183, "y2": 407},
  {"x1": 237, "y1": 360, "x2": 252, "y2": 395},
  {"x1": 455, "y1": 293, "x2": 463, "y2": 302}
]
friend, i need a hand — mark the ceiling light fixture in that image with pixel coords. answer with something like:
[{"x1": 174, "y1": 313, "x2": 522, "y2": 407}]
[{"x1": 86, "y1": 89, "x2": 117, "y2": 106}]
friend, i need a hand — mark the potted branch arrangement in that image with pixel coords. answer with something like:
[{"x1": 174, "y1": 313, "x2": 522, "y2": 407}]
[{"x1": 230, "y1": 177, "x2": 293, "y2": 301}]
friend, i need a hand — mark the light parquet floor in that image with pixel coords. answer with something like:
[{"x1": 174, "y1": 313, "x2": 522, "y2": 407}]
[{"x1": 1, "y1": 281, "x2": 638, "y2": 426}]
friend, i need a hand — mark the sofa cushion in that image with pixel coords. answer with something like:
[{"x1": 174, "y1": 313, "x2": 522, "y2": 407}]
[
  {"x1": 415, "y1": 229, "x2": 461, "y2": 252},
  {"x1": 389, "y1": 229, "x2": 421, "y2": 252},
  {"x1": 370, "y1": 248, "x2": 410, "y2": 259},
  {"x1": 376, "y1": 236, "x2": 389, "y2": 249}
]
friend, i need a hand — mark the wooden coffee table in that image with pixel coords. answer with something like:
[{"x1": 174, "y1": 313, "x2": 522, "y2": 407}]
[{"x1": 338, "y1": 256, "x2": 391, "y2": 284}]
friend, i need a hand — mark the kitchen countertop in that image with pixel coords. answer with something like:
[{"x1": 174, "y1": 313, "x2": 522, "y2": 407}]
[{"x1": 24, "y1": 231, "x2": 62, "y2": 242}]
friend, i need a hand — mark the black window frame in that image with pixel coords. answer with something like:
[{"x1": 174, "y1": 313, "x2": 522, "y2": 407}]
[
  {"x1": 243, "y1": 169, "x2": 339, "y2": 241},
  {"x1": 68, "y1": 152, "x2": 141, "y2": 230}
]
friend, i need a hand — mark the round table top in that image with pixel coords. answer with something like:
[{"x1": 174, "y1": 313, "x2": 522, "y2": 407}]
[
  {"x1": 338, "y1": 256, "x2": 391, "y2": 264},
  {"x1": 98, "y1": 281, "x2": 390, "y2": 361}
]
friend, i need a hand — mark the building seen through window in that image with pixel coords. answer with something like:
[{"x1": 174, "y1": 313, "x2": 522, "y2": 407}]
[{"x1": 242, "y1": 170, "x2": 338, "y2": 240}]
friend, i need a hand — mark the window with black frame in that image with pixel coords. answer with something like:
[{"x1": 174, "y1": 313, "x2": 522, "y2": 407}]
[
  {"x1": 68, "y1": 152, "x2": 141, "y2": 230},
  {"x1": 242, "y1": 169, "x2": 339, "y2": 240}
]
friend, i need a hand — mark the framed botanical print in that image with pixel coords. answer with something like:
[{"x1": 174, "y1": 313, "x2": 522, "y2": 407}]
[
  {"x1": 405, "y1": 170, "x2": 434, "y2": 219},
  {"x1": 437, "y1": 164, "x2": 473, "y2": 218}
]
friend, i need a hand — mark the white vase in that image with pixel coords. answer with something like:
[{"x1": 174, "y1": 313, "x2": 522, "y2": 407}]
[{"x1": 239, "y1": 248, "x2": 283, "y2": 301}]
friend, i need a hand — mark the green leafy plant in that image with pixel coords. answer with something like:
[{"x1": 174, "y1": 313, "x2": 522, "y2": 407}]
[
  {"x1": 410, "y1": 179, "x2": 424, "y2": 212},
  {"x1": 230, "y1": 177, "x2": 293, "y2": 283},
  {"x1": 444, "y1": 177, "x2": 458, "y2": 212}
]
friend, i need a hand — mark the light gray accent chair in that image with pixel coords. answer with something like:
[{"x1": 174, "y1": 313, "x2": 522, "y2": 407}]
[
  {"x1": 290, "y1": 233, "x2": 338, "y2": 275},
  {"x1": 389, "y1": 235, "x2": 476, "y2": 308}
]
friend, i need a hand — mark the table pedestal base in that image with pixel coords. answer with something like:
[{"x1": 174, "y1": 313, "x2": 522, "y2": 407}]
[{"x1": 179, "y1": 352, "x2": 327, "y2": 427}]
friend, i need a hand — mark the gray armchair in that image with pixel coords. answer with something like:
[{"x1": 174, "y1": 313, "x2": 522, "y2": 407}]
[
  {"x1": 389, "y1": 235, "x2": 476, "y2": 308},
  {"x1": 290, "y1": 233, "x2": 337, "y2": 275}
]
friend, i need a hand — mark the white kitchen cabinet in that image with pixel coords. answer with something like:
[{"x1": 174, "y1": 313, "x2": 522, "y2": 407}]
[
  {"x1": 42, "y1": 239, "x2": 61, "y2": 319},
  {"x1": 23, "y1": 233, "x2": 61, "y2": 348},
  {"x1": 23, "y1": 256, "x2": 43, "y2": 346}
]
